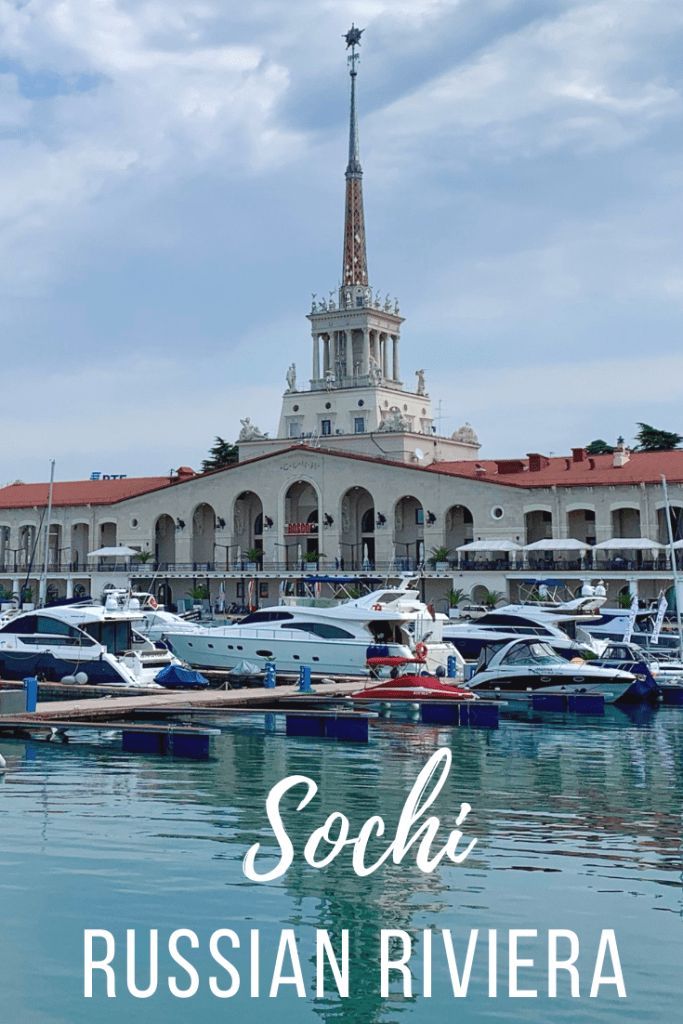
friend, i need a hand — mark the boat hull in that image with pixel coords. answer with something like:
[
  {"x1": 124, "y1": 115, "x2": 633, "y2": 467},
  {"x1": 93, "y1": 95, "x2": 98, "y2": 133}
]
[{"x1": 468, "y1": 672, "x2": 632, "y2": 704}]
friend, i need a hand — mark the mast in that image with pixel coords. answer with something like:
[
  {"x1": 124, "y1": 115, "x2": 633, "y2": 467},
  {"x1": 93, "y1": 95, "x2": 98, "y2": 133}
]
[
  {"x1": 342, "y1": 24, "x2": 368, "y2": 288},
  {"x1": 661, "y1": 474, "x2": 683, "y2": 654},
  {"x1": 38, "y1": 459, "x2": 55, "y2": 608}
]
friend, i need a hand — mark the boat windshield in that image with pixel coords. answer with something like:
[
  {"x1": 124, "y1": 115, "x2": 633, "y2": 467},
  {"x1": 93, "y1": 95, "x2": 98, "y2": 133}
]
[{"x1": 503, "y1": 641, "x2": 561, "y2": 665}]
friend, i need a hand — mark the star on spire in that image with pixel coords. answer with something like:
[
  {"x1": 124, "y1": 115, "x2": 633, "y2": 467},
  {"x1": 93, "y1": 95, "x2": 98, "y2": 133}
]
[{"x1": 344, "y1": 24, "x2": 364, "y2": 48}]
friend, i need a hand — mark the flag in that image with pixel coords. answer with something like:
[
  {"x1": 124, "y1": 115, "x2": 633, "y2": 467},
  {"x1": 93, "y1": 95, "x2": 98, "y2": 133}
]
[
  {"x1": 623, "y1": 597, "x2": 639, "y2": 644},
  {"x1": 651, "y1": 593, "x2": 668, "y2": 645}
]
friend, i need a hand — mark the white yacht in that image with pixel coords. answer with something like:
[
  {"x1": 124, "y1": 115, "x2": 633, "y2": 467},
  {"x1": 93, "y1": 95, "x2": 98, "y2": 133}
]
[
  {"x1": 0, "y1": 596, "x2": 186, "y2": 688},
  {"x1": 443, "y1": 605, "x2": 603, "y2": 661},
  {"x1": 162, "y1": 587, "x2": 456, "y2": 677},
  {"x1": 468, "y1": 638, "x2": 635, "y2": 703}
]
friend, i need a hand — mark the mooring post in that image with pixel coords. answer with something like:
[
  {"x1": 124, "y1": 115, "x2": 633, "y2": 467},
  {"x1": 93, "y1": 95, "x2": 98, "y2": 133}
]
[
  {"x1": 298, "y1": 665, "x2": 313, "y2": 693},
  {"x1": 23, "y1": 677, "x2": 38, "y2": 713},
  {"x1": 264, "y1": 662, "x2": 277, "y2": 689},
  {"x1": 447, "y1": 656, "x2": 457, "y2": 678}
]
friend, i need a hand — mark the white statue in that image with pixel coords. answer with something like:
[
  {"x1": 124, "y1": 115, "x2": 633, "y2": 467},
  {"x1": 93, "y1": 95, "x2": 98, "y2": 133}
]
[
  {"x1": 368, "y1": 354, "x2": 382, "y2": 384},
  {"x1": 374, "y1": 289, "x2": 381, "y2": 307},
  {"x1": 394, "y1": 297, "x2": 400, "y2": 314},
  {"x1": 384, "y1": 293, "x2": 391, "y2": 311},
  {"x1": 415, "y1": 368, "x2": 426, "y2": 395},
  {"x1": 286, "y1": 363, "x2": 297, "y2": 392},
  {"x1": 344, "y1": 290, "x2": 352, "y2": 307},
  {"x1": 379, "y1": 407, "x2": 411, "y2": 432},
  {"x1": 238, "y1": 417, "x2": 267, "y2": 441},
  {"x1": 311, "y1": 293, "x2": 317, "y2": 312},
  {"x1": 328, "y1": 290, "x2": 336, "y2": 310}
]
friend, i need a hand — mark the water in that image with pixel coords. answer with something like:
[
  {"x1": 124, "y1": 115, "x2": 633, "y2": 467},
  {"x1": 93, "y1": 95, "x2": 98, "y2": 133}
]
[{"x1": 0, "y1": 706, "x2": 681, "y2": 1023}]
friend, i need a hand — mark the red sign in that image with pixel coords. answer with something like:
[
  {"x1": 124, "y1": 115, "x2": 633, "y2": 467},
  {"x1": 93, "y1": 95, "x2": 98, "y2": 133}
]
[{"x1": 286, "y1": 522, "x2": 315, "y2": 535}]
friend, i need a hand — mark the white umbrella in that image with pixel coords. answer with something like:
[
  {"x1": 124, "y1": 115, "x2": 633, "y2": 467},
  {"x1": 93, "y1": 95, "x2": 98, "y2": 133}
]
[
  {"x1": 362, "y1": 542, "x2": 370, "y2": 569},
  {"x1": 418, "y1": 541, "x2": 425, "y2": 564},
  {"x1": 523, "y1": 538, "x2": 590, "y2": 551},
  {"x1": 297, "y1": 542, "x2": 303, "y2": 563},
  {"x1": 594, "y1": 538, "x2": 663, "y2": 551},
  {"x1": 87, "y1": 546, "x2": 138, "y2": 557},
  {"x1": 456, "y1": 539, "x2": 522, "y2": 552}
]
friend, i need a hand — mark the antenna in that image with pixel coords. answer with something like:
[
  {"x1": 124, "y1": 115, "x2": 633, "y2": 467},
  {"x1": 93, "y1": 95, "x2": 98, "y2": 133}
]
[{"x1": 414, "y1": 447, "x2": 425, "y2": 462}]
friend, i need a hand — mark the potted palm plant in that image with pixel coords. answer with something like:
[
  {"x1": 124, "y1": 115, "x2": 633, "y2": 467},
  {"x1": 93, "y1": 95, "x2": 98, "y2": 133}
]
[
  {"x1": 481, "y1": 588, "x2": 504, "y2": 610},
  {"x1": 304, "y1": 550, "x2": 324, "y2": 569},
  {"x1": 428, "y1": 545, "x2": 452, "y2": 570},
  {"x1": 246, "y1": 547, "x2": 263, "y2": 569}
]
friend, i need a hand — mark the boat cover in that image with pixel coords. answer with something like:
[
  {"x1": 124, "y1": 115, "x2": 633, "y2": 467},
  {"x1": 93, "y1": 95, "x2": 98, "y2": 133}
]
[{"x1": 155, "y1": 665, "x2": 209, "y2": 689}]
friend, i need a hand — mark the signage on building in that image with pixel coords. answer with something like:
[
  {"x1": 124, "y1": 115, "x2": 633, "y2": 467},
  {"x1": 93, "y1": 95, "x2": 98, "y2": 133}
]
[
  {"x1": 286, "y1": 522, "x2": 315, "y2": 535},
  {"x1": 90, "y1": 472, "x2": 128, "y2": 480}
]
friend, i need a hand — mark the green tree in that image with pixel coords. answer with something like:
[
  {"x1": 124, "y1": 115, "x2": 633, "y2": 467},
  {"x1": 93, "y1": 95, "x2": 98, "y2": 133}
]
[
  {"x1": 202, "y1": 436, "x2": 239, "y2": 472},
  {"x1": 586, "y1": 439, "x2": 614, "y2": 455},
  {"x1": 634, "y1": 423, "x2": 682, "y2": 452}
]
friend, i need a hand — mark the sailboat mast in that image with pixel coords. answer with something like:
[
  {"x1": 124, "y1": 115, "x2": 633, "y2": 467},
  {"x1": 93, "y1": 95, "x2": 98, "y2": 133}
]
[
  {"x1": 661, "y1": 474, "x2": 683, "y2": 655},
  {"x1": 39, "y1": 459, "x2": 55, "y2": 608}
]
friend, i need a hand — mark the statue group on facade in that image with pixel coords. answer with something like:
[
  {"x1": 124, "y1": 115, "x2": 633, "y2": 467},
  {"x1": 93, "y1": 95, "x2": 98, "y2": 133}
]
[{"x1": 238, "y1": 417, "x2": 268, "y2": 442}]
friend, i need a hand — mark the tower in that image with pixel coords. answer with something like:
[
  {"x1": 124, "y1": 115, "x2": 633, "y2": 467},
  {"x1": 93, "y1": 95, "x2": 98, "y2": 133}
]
[{"x1": 242, "y1": 27, "x2": 480, "y2": 465}]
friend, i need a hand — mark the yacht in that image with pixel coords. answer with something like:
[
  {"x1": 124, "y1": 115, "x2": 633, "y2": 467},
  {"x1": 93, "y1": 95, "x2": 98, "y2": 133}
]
[
  {"x1": 162, "y1": 587, "x2": 455, "y2": 677},
  {"x1": 443, "y1": 605, "x2": 603, "y2": 661},
  {"x1": 467, "y1": 638, "x2": 635, "y2": 703},
  {"x1": 0, "y1": 597, "x2": 187, "y2": 688},
  {"x1": 583, "y1": 607, "x2": 682, "y2": 654}
]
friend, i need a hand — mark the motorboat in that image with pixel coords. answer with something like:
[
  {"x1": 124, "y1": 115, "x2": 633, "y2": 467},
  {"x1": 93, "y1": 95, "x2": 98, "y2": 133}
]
[
  {"x1": 583, "y1": 606, "x2": 682, "y2": 654},
  {"x1": 163, "y1": 587, "x2": 455, "y2": 677},
  {"x1": 467, "y1": 638, "x2": 635, "y2": 703},
  {"x1": 0, "y1": 595, "x2": 201, "y2": 688},
  {"x1": 443, "y1": 605, "x2": 603, "y2": 661},
  {"x1": 352, "y1": 657, "x2": 477, "y2": 702}
]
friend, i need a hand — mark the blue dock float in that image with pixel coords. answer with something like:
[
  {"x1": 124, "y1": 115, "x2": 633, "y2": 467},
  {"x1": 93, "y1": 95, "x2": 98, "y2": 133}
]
[
  {"x1": 420, "y1": 701, "x2": 499, "y2": 728},
  {"x1": 658, "y1": 685, "x2": 683, "y2": 706},
  {"x1": 121, "y1": 729, "x2": 212, "y2": 760},
  {"x1": 531, "y1": 693, "x2": 605, "y2": 714},
  {"x1": 286, "y1": 712, "x2": 369, "y2": 743}
]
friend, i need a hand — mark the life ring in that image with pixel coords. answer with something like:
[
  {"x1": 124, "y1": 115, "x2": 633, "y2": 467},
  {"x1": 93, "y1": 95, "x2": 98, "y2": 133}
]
[
  {"x1": 415, "y1": 641, "x2": 428, "y2": 661},
  {"x1": 372, "y1": 603, "x2": 383, "y2": 611},
  {"x1": 148, "y1": 596, "x2": 158, "y2": 610}
]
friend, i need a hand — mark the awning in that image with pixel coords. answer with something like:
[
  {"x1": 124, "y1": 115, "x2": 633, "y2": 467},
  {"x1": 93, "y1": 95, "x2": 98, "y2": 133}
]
[
  {"x1": 523, "y1": 538, "x2": 590, "y2": 552},
  {"x1": 593, "y1": 538, "x2": 663, "y2": 551},
  {"x1": 87, "y1": 546, "x2": 139, "y2": 557},
  {"x1": 456, "y1": 539, "x2": 522, "y2": 552}
]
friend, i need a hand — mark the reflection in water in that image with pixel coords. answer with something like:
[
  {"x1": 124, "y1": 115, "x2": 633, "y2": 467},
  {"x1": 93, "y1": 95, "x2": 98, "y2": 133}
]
[{"x1": 0, "y1": 707, "x2": 682, "y2": 1024}]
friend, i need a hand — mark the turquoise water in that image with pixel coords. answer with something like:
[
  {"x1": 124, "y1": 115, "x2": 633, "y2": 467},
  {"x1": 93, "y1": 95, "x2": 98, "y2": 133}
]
[{"x1": 0, "y1": 706, "x2": 681, "y2": 1023}]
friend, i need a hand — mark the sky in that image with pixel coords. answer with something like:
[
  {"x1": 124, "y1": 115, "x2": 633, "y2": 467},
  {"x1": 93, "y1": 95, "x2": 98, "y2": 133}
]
[{"x1": 1, "y1": 0, "x2": 683, "y2": 483}]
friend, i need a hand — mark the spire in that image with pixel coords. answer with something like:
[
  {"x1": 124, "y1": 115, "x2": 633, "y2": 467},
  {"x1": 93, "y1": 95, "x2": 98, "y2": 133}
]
[{"x1": 342, "y1": 24, "x2": 368, "y2": 287}]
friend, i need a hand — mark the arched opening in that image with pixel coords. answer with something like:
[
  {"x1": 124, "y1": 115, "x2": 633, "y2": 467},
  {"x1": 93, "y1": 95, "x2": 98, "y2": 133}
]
[
  {"x1": 156, "y1": 582, "x2": 174, "y2": 610},
  {"x1": 524, "y1": 509, "x2": 552, "y2": 545},
  {"x1": 0, "y1": 526, "x2": 10, "y2": 570},
  {"x1": 340, "y1": 487, "x2": 375, "y2": 568},
  {"x1": 99, "y1": 522, "x2": 117, "y2": 548},
  {"x1": 154, "y1": 514, "x2": 176, "y2": 567},
  {"x1": 233, "y1": 491, "x2": 264, "y2": 566},
  {"x1": 71, "y1": 523, "x2": 90, "y2": 570},
  {"x1": 567, "y1": 508, "x2": 596, "y2": 544},
  {"x1": 394, "y1": 496, "x2": 424, "y2": 569},
  {"x1": 18, "y1": 524, "x2": 37, "y2": 569},
  {"x1": 611, "y1": 506, "x2": 641, "y2": 538},
  {"x1": 284, "y1": 481, "x2": 320, "y2": 566},
  {"x1": 657, "y1": 505, "x2": 683, "y2": 544},
  {"x1": 191, "y1": 503, "x2": 216, "y2": 566},
  {"x1": 444, "y1": 505, "x2": 473, "y2": 553},
  {"x1": 46, "y1": 523, "x2": 62, "y2": 568}
]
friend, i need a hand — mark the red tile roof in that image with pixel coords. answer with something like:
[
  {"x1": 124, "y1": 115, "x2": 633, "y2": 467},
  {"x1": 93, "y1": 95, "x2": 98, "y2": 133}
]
[
  {"x1": 429, "y1": 449, "x2": 683, "y2": 488},
  {"x1": 0, "y1": 476, "x2": 177, "y2": 510}
]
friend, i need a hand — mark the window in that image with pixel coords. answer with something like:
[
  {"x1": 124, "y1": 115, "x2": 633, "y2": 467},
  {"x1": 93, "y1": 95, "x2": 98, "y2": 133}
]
[
  {"x1": 289, "y1": 622, "x2": 355, "y2": 639},
  {"x1": 321, "y1": 419, "x2": 331, "y2": 435},
  {"x1": 240, "y1": 611, "x2": 293, "y2": 624},
  {"x1": 288, "y1": 420, "x2": 302, "y2": 438},
  {"x1": 354, "y1": 417, "x2": 365, "y2": 434},
  {"x1": 355, "y1": 295, "x2": 363, "y2": 307},
  {"x1": 415, "y1": 508, "x2": 424, "y2": 525}
]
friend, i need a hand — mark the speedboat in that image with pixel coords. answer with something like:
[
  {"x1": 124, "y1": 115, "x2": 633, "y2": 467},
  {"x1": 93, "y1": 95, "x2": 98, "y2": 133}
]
[
  {"x1": 163, "y1": 587, "x2": 455, "y2": 677},
  {"x1": 0, "y1": 596, "x2": 199, "y2": 688},
  {"x1": 352, "y1": 656, "x2": 477, "y2": 702},
  {"x1": 467, "y1": 638, "x2": 635, "y2": 703}
]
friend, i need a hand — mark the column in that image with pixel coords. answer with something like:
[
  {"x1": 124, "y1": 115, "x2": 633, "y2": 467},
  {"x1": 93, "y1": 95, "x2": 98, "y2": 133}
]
[
  {"x1": 361, "y1": 329, "x2": 370, "y2": 377},
  {"x1": 392, "y1": 335, "x2": 400, "y2": 381},
  {"x1": 345, "y1": 330, "x2": 353, "y2": 380},
  {"x1": 323, "y1": 334, "x2": 330, "y2": 375},
  {"x1": 382, "y1": 333, "x2": 389, "y2": 378},
  {"x1": 312, "y1": 334, "x2": 320, "y2": 380}
]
